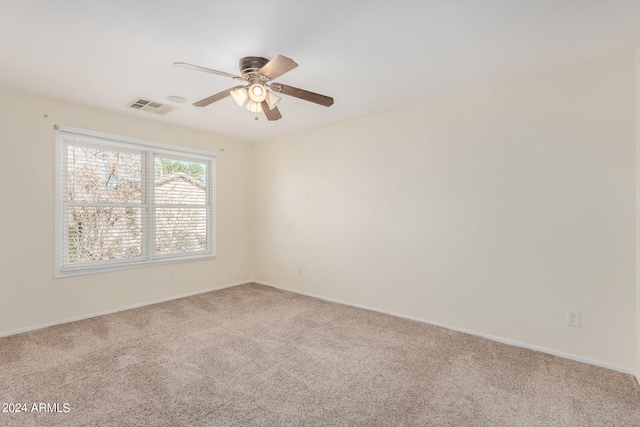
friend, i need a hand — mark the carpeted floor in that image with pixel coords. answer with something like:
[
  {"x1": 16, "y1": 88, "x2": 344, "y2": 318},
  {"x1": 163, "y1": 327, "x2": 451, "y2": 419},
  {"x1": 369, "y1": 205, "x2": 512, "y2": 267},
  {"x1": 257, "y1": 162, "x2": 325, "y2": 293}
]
[{"x1": 1, "y1": 283, "x2": 639, "y2": 426}]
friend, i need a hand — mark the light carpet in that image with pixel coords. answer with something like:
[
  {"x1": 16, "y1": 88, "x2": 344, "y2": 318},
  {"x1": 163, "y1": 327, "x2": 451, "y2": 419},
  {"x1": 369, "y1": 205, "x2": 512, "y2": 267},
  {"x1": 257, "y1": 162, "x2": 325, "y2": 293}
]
[{"x1": 1, "y1": 283, "x2": 639, "y2": 426}]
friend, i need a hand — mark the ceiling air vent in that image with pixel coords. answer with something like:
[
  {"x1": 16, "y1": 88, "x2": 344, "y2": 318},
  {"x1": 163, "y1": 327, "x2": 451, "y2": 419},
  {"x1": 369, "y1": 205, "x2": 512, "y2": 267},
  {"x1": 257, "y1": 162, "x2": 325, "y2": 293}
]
[{"x1": 127, "y1": 98, "x2": 176, "y2": 115}]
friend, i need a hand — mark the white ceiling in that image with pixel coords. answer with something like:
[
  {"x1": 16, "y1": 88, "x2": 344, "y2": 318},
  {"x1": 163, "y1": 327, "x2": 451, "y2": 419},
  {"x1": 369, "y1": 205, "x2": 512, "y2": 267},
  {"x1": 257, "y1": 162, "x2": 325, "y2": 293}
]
[{"x1": 2, "y1": 1, "x2": 640, "y2": 142}]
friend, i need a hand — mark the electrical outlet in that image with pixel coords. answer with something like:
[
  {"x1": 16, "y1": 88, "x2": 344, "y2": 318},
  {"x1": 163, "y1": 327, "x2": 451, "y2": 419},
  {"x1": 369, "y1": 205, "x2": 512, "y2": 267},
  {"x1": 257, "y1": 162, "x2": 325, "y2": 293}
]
[
  {"x1": 169, "y1": 272, "x2": 176, "y2": 281},
  {"x1": 567, "y1": 310, "x2": 580, "y2": 327},
  {"x1": 296, "y1": 266, "x2": 302, "y2": 276}
]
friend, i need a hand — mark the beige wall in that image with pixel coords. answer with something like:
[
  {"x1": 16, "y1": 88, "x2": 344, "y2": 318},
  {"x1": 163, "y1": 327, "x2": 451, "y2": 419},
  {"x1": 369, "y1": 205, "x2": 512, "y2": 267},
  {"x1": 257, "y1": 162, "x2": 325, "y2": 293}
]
[
  {"x1": 0, "y1": 87, "x2": 253, "y2": 335},
  {"x1": 251, "y1": 53, "x2": 637, "y2": 371}
]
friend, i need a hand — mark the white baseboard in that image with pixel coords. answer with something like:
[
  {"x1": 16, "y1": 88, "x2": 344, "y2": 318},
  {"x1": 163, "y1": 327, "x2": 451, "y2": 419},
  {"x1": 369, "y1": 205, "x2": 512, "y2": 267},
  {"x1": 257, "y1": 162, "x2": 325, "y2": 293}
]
[
  {"x1": 0, "y1": 280, "x2": 249, "y2": 338},
  {"x1": 253, "y1": 280, "x2": 636, "y2": 377}
]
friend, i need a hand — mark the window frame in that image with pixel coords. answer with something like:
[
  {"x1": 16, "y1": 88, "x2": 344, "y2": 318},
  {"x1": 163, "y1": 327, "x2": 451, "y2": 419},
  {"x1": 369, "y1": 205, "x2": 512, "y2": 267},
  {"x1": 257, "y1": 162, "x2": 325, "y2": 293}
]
[{"x1": 54, "y1": 126, "x2": 216, "y2": 278}]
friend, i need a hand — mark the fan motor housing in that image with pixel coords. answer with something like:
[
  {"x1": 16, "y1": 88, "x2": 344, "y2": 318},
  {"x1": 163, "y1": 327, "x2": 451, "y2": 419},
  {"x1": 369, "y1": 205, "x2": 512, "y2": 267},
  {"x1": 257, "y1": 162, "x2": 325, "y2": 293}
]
[{"x1": 239, "y1": 56, "x2": 269, "y2": 78}]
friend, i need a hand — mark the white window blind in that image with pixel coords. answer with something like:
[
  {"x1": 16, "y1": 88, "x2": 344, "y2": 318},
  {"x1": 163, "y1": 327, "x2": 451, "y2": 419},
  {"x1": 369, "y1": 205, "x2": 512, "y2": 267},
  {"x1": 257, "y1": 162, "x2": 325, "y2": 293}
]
[{"x1": 55, "y1": 127, "x2": 216, "y2": 277}]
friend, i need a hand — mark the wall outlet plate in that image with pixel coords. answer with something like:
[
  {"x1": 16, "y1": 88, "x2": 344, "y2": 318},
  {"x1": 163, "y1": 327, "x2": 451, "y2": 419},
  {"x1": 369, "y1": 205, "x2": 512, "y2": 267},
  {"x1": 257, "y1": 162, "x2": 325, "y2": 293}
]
[{"x1": 567, "y1": 310, "x2": 580, "y2": 327}]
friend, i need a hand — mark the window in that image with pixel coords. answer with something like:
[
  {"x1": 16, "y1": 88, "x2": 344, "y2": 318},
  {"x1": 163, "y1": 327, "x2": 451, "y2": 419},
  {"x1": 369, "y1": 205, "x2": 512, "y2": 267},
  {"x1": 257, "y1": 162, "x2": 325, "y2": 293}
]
[{"x1": 55, "y1": 126, "x2": 216, "y2": 277}]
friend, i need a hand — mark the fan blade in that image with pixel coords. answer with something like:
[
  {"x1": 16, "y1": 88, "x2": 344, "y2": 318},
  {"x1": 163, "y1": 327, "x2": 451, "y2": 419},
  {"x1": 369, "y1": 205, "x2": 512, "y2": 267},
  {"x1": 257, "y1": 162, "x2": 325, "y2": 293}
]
[
  {"x1": 262, "y1": 101, "x2": 282, "y2": 121},
  {"x1": 270, "y1": 83, "x2": 333, "y2": 107},
  {"x1": 193, "y1": 86, "x2": 245, "y2": 107},
  {"x1": 258, "y1": 55, "x2": 298, "y2": 80},
  {"x1": 173, "y1": 62, "x2": 242, "y2": 79}
]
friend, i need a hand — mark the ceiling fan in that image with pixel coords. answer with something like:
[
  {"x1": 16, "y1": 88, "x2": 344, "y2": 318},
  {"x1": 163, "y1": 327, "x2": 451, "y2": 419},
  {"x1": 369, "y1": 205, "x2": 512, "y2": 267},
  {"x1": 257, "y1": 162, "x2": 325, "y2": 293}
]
[{"x1": 173, "y1": 55, "x2": 334, "y2": 121}]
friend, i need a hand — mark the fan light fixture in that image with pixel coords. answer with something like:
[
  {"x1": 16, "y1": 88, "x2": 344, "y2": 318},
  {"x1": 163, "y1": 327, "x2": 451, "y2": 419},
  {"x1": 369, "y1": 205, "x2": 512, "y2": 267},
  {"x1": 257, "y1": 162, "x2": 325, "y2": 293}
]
[
  {"x1": 246, "y1": 100, "x2": 263, "y2": 113},
  {"x1": 265, "y1": 91, "x2": 281, "y2": 110},
  {"x1": 248, "y1": 83, "x2": 267, "y2": 103},
  {"x1": 232, "y1": 86, "x2": 280, "y2": 112},
  {"x1": 230, "y1": 87, "x2": 248, "y2": 107}
]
